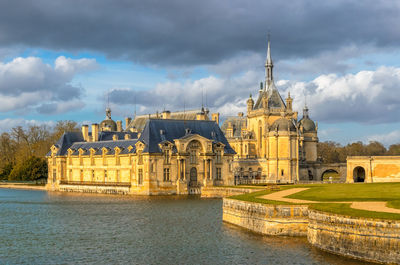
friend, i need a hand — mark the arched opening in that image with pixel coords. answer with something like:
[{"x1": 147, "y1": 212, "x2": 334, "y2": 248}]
[
  {"x1": 353, "y1": 166, "x2": 365, "y2": 183},
  {"x1": 322, "y1": 169, "x2": 339, "y2": 182},
  {"x1": 189, "y1": 167, "x2": 197, "y2": 186}
]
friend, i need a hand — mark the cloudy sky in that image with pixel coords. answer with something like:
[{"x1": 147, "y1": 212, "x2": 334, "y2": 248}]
[{"x1": 0, "y1": 0, "x2": 400, "y2": 145}]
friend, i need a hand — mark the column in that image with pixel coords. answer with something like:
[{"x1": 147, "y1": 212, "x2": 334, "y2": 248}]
[
  {"x1": 183, "y1": 159, "x2": 186, "y2": 180},
  {"x1": 209, "y1": 159, "x2": 213, "y2": 180},
  {"x1": 204, "y1": 159, "x2": 207, "y2": 181},
  {"x1": 177, "y1": 158, "x2": 181, "y2": 180}
]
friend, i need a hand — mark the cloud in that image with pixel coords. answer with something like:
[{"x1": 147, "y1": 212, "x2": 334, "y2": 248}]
[
  {"x1": 109, "y1": 70, "x2": 261, "y2": 117},
  {"x1": 0, "y1": 118, "x2": 56, "y2": 133},
  {"x1": 366, "y1": 130, "x2": 400, "y2": 146},
  {"x1": 0, "y1": 56, "x2": 98, "y2": 114},
  {"x1": 110, "y1": 66, "x2": 400, "y2": 124},
  {"x1": 0, "y1": 1, "x2": 399, "y2": 67},
  {"x1": 281, "y1": 66, "x2": 400, "y2": 124}
]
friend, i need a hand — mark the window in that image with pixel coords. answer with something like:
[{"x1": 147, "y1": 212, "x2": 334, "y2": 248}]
[
  {"x1": 216, "y1": 168, "x2": 222, "y2": 180},
  {"x1": 138, "y1": 151, "x2": 143, "y2": 165},
  {"x1": 69, "y1": 169, "x2": 72, "y2": 181},
  {"x1": 281, "y1": 169, "x2": 284, "y2": 176},
  {"x1": 52, "y1": 169, "x2": 56, "y2": 182},
  {"x1": 80, "y1": 169, "x2": 83, "y2": 182},
  {"x1": 138, "y1": 169, "x2": 143, "y2": 185},
  {"x1": 164, "y1": 150, "x2": 170, "y2": 164},
  {"x1": 104, "y1": 170, "x2": 107, "y2": 182},
  {"x1": 163, "y1": 168, "x2": 170, "y2": 181},
  {"x1": 216, "y1": 151, "x2": 222, "y2": 164},
  {"x1": 91, "y1": 170, "x2": 95, "y2": 181},
  {"x1": 116, "y1": 170, "x2": 120, "y2": 182},
  {"x1": 116, "y1": 154, "x2": 120, "y2": 166},
  {"x1": 249, "y1": 168, "x2": 253, "y2": 178},
  {"x1": 257, "y1": 168, "x2": 262, "y2": 179},
  {"x1": 190, "y1": 150, "x2": 196, "y2": 164},
  {"x1": 52, "y1": 157, "x2": 56, "y2": 166}
]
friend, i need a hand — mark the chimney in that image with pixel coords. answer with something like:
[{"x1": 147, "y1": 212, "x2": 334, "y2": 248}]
[
  {"x1": 125, "y1": 134, "x2": 131, "y2": 140},
  {"x1": 162, "y1": 110, "x2": 171, "y2": 119},
  {"x1": 211, "y1": 113, "x2": 220, "y2": 125},
  {"x1": 82, "y1": 125, "x2": 89, "y2": 142},
  {"x1": 125, "y1": 117, "x2": 132, "y2": 130},
  {"x1": 112, "y1": 134, "x2": 118, "y2": 141},
  {"x1": 92, "y1": 123, "x2": 99, "y2": 142},
  {"x1": 117, "y1": 120, "x2": 122, "y2": 132}
]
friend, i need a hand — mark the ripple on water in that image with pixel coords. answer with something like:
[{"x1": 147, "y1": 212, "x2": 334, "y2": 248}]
[{"x1": 0, "y1": 189, "x2": 372, "y2": 265}]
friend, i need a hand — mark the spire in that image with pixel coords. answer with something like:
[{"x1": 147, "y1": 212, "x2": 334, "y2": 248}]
[
  {"x1": 265, "y1": 34, "x2": 274, "y2": 90},
  {"x1": 303, "y1": 105, "x2": 309, "y2": 119}
]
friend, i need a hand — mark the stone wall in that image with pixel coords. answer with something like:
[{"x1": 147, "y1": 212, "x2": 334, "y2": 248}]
[
  {"x1": 59, "y1": 184, "x2": 131, "y2": 195},
  {"x1": 224, "y1": 198, "x2": 400, "y2": 264},
  {"x1": 222, "y1": 198, "x2": 309, "y2": 236},
  {"x1": 308, "y1": 210, "x2": 400, "y2": 264},
  {"x1": 201, "y1": 187, "x2": 261, "y2": 198}
]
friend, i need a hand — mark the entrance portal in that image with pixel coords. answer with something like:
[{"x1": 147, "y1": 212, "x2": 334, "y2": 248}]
[
  {"x1": 353, "y1": 166, "x2": 365, "y2": 182},
  {"x1": 188, "y1": 167, "x2": 200, "y2": 195}
]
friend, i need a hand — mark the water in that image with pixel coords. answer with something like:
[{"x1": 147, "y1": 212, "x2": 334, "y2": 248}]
[{"x1": 0, "y1": 189, "x2": 370, "y2": 265}]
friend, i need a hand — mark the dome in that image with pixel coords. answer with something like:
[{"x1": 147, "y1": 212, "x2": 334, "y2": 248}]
[
  {"x1": 299, "y1": 117, "x2": 316, "y2": 132},
  {"x1": 100, "y1": 119, "x2": 117, "y2": 131},
  {"x1": 270, "y1": 118, "x2": 296, "y2": 132}
]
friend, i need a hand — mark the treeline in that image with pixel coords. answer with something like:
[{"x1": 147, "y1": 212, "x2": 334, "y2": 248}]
[
  {"x1": 318, "y1": 141, "x2": 400, "y2": 163},
  {"x1": 0, "y1": 121, "x2": 79, "y2": 181}
]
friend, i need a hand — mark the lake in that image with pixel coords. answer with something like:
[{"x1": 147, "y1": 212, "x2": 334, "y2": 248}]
[{"x1": 0, "y1": 189, "x2": 370, "y2": 264}]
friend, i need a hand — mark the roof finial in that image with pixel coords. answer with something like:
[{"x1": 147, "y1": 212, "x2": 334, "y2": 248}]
[
  {"x1": 266, "y1": 33, "x2": 272, "y2": 65},
  {"x1": 265, "y1": 33, "x2": 273, "y2": 89}
]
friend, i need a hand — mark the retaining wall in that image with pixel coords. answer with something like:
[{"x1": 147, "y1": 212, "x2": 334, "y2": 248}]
[
  {"x1": 222, "y1": 198, "x2": 309, "y2": 236},
  {"x1": 201, "y1": 187, "x2": 261, "y2": 198},
  {"x1": 223, "y1": 198, "x2": 400, "y2": 264},
  {"x1": 308, "y1": 210, "x2": 400, "y2": 264}
]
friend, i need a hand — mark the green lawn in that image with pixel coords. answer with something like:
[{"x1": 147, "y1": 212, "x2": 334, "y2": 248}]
[{"x1": 229, "y1": 183, "x2": 400, "y2": 220}]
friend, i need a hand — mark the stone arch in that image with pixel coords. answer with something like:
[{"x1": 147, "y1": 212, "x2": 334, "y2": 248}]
[
  {"x1": 353, "y1": 166, "x2": 366, "y2": 183},
  {"x1": 186, "y1": 139, "x2": 203, "y2": 152},
  {"x1": 321, "y1": 169, "x2": 339, "y2": 182}
]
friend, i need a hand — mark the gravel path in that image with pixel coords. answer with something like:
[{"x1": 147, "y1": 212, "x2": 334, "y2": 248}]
[{"x1": 259, "y1": 188, "x2": 400, "y2": 214}]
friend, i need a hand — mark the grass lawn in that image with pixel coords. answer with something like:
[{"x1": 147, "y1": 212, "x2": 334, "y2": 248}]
[{"x1": 229, "y1": 182, "x2": 400, "y2": 220}]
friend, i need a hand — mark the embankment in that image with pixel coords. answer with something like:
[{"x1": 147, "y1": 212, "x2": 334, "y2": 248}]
[{"x1": 223, "y1": 198, "x2": 400, "y2": 264}]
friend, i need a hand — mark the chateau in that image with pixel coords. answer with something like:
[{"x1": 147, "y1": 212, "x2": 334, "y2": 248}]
[
  {"x1": 47, "y1": 39, "x2": 400, "y2": 195},
  {"x1": 46, "y1": 108, "x2": 235, "y2": 195},
  {"x1": 221, "y1": 40, "x2": 320, "y2": 183}
]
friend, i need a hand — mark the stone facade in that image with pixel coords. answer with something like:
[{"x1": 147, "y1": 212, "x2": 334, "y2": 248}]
[
  {"x1": 47, "y1": 116, "x2": 236, "y2": 195},
  {"x1": 347, "y1": 156, "x2": 400, "y2": 183},
  {"x1": 221, "y1": 40, "x2": 319, "y2": 184}
]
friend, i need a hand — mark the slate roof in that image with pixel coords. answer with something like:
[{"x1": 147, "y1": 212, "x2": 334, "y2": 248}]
[
  {"x1": 126, "y1": 109, "x2": 209, "y2": 132},
  {"x1": 98, "y1": 131, "x2": 138, "y2": 141},
  {"x1": 69, "y1": 139, "x2": 138, "y2": 155},
  {"x1": 48, "y1": 119, "x2": 235, "y2": 156},
  {"x1": 220, "y1": 116, "x2": 247, "y2": 138},
  {"x1": 253, "y1": 85, "x2": 286, "y2": 110},
  {"x1": 48, "y1": 132, "x2": 84, "y2": 156},
  {"x1": 138, "y1": 119, "x2": 235, "y2": 154}
]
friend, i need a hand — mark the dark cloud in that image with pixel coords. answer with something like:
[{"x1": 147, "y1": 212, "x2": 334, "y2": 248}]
[
  {"x1": 0, "y1": 0, "x2": 399, "y2": 67},
  {"x1": 0, "y1": 56, "x2": 97, "y2": 114}
]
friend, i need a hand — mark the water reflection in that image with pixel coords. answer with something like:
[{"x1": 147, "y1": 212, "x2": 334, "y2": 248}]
[{"x1": 0, "y1": 189, "x2": 371, "y2": 264}]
